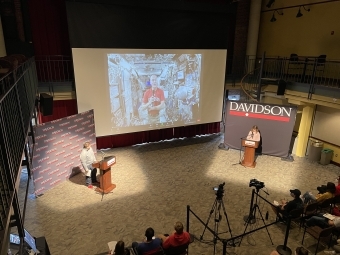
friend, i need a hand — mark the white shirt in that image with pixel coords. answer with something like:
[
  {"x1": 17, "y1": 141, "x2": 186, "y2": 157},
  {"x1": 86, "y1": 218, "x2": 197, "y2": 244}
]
[
  {"x1": 79, "y1": 147, "x2": 96, "y2": 177},
  {"x1": 246, "y1": 131, "x2": 260, "y2": 141}
]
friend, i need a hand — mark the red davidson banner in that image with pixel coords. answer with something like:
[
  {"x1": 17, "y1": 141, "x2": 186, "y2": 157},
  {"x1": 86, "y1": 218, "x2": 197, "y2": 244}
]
[
  {"x1": 32, "y1": 110, "x2": 96, "y2": 196},
  {"x1": 224, "y1": 101, "x2": 296, "y2": 157},
  {"x1": 229, "y1": 102, "x2": 292, "y2": 122}
]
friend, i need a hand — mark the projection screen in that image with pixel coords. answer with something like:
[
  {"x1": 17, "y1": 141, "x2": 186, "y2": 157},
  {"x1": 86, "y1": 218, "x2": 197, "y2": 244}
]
[{"x1": 73, "y1": 48, "x2": 227, "y2": 137}]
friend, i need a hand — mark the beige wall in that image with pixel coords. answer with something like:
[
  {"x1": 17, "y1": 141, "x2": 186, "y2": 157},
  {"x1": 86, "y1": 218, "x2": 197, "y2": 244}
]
[
  {"x1": 310, "y1": 105, "x2": 340, "y2": 163},
  {"x1": 312, "y1": 105, "x2": 340, "y2": 145},
  {"x1": 258, "y1": 0, "x2": 340, "y2": 59}
]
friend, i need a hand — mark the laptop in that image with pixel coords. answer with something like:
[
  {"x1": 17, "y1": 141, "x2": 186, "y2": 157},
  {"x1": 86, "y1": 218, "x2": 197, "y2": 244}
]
[
  {"x1": 10, "y1": 229, "x2": 40, "y2": 254},
  {"x1": 10, "y1": 234, "x2": 20, "y2": 245},
  {"x1": 24, "y1": 229, "x2": 40, "y2": 254}
]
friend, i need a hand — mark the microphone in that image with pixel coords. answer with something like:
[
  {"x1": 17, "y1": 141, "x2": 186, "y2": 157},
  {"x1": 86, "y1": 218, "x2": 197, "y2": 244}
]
[
  {"x1": 251, "y1": 132, "x2": 254, "y2": 139},
  {"x1": 99, "y1": 150, "x2": 106, "y2": 160}
]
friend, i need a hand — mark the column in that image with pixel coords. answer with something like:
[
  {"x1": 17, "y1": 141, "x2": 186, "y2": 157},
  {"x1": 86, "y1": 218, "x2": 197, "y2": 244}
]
[
  {"x1": 246, "y1": 0, "x2": 262, "y2": 72},
  {"x1": 295, "y1": 104, "x2": 315, "y2": 157}
]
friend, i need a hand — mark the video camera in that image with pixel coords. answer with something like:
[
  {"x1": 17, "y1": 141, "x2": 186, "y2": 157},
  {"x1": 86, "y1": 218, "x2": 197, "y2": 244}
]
[
  {"x1": 213, "y1": 182, "x2": 225, "y2": 199},
  {"x1": 249, "y1": 179, "x2": 265, "y2": 190}
]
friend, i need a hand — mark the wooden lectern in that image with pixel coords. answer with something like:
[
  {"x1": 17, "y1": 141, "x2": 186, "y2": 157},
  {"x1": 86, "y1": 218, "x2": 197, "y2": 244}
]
[
  {"x1": 241, "y1": 139, "x2": 259, "y2": 168},
  {"x1": 92, "y1": 156, "x2": 116, "y2": 194}
]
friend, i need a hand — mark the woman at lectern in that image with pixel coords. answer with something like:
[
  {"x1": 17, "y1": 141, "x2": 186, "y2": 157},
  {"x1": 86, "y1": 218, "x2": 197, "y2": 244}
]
[{"x1": 246, "y1": 125, "x2": 261, "y2": 141}]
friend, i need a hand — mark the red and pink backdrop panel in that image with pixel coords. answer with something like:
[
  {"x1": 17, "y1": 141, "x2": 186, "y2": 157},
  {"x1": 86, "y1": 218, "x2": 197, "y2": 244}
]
[{"x1": 32, "y1": 110, "x2": 96, "y2": 196}]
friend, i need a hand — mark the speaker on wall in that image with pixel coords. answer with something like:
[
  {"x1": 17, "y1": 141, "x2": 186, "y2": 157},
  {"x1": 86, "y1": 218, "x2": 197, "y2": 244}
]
[
  {"x1": 277, "y1": 79, "x2": 287, "y2": 96},
  {"x1": 40, "y1": 93, "x2": 53, "y2": 116}
]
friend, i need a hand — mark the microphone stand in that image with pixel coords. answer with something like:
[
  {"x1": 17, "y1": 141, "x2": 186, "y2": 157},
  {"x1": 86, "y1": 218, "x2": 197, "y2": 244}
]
[
  {"x1": 232, "y1": 136, "x2": 247, "y2": 167},
  {"x1": 99, "y1": 150, "x2": 106, "y2": 160}
]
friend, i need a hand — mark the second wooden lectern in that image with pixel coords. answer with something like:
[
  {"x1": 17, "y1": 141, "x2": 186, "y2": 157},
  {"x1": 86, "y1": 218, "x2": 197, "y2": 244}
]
[
  {"x1": 92, "y1": 156, "x2": 116, "y2": 194},
  {"x1": 241, "y1": 139, "x2": 259, "y2": 168}
]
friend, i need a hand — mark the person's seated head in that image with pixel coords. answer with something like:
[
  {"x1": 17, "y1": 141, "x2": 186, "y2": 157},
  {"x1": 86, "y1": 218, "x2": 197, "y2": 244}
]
[
  {"x1": 290, "y1": 189, "x2": 301, "y2": 199},
  {"x1": 327, "y1": 182, "x2": 336, "y2": 194},
  {"x1": 114, "y1": 241, "x2": 125, "y2": 255},
  {"x1": 174, "y1": 221, "x2": 184, "y2": 234},
  {"x1": 295, "y1": 246, "x2": 308, "y2": 255},
  {"x1": 145, "y1": 227, "x2": 154, "y2": 241}
]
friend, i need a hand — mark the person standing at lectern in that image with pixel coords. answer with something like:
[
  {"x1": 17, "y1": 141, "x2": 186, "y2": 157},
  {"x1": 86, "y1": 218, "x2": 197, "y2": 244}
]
[
  {"x1": 80, "y1": 142, "x2": 98, "y2": 188},
  {"x1": 246, "y1": 125, "x2": 261, "y2": 141},
  {"x1": 140, "y1": 74, "x2": 165, "y2": 124}
]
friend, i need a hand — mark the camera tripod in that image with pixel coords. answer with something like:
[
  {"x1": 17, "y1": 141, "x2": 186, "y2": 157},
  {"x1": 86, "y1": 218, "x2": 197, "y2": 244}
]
[
  {"x1": 200, "y1": 194, "x2": 234, "y2": 255},
  {"x1": 239, "y1": 188, "x2": 273, "y2": 246}
]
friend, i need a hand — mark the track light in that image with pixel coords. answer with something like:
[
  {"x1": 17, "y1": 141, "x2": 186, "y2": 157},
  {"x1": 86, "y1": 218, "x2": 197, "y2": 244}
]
[
  {"x1": 270, "y1": 10, "x2": 283, "y2": 22},
  {"x1": 296, "y1": 5, "x2": 310, "y2": 18},
  {"x1": 266, "y1": 0, "x2": 275, "y2": 8},
  {"x1": 270, "y1": 13, "x2": 276, "y2": 22},
  {"x1": 296, "y1": 7, "x2": 303, "y2": 18},
  {"x1": 302, "y1": 5, "x2": 310, "y2": 12}
]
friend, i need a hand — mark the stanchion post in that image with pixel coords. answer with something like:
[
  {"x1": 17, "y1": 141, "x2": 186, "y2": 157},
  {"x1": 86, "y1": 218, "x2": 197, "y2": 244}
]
[{"x1": 276, "y1": 217, "x2": 292, "y2": 255}]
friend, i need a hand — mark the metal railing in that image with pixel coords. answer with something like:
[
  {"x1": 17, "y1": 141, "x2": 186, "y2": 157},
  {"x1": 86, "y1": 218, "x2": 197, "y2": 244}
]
[
  {"x1": 260, "y1": 56, "x2": 340, "y2": 88},
  {"x1": 0, "y1": 58, "x2": 37, "y2": 249},
  {"x1": 240, "y1": 67, "x2": 261, "y2": 102},
  {"x1": 35, "y1": 55, "x2": 74, "y2": 82},
  {"x1": 229, "y1": 55, "x2": 340, "y2": 102},
  {"x1": 33, "y1": 54, "x2": 340, "y2": 89}
]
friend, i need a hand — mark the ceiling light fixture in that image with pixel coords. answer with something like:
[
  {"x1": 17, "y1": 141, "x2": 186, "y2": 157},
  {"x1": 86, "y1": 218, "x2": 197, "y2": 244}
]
[
  {"x1": 270, "y1": 10, "x2": 283, "y2": 22},
  {"x1": 296, "y1": 5, "x2": 310, "y2": 18},
  {"x1": 270, "y1": 13, "x2": 276, "y2": 22},
  {"x1": 296, "y1": 7, "x2": 303, "y2": 17},
  {"x1": 266, "y1": 0, "x2": 275, "y2": 8}
]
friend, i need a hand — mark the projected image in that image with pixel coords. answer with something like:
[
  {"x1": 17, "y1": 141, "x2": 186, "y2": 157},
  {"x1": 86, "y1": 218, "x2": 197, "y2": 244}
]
[{"x1": 107, "y1": 54, "x2": 201, "y2": 130}]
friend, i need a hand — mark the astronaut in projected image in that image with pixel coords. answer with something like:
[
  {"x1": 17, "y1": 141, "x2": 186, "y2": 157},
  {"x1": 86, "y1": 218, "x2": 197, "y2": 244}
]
[
  {"x1": 175, "y1": 85, "x2": 197, "y2": 122},
  {"x1": 140, "y1": 74, "x2": 165, "y2": 124}
]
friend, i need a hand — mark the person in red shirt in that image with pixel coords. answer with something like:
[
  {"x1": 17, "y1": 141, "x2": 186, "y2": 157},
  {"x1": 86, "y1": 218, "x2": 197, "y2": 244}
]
[
  {"x1": 335, "y1": 176, "x2": 340, "y2": 197},
  {"x1": 140, "y1": 74, "x2": 165, "y2": 124},
  {"x1": 159, "y1": 221, "x2": 191, "y2": 250}
]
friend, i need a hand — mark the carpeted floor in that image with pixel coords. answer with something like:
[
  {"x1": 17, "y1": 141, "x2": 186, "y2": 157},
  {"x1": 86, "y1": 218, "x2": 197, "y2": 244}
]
[{"x1": 18, "y1": 133, "x2": 340, "y2": 255}]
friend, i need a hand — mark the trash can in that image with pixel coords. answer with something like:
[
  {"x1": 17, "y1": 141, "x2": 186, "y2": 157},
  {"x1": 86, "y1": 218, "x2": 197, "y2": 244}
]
[
  {"x1": 308, "y1": 140, "x2": 323, "y2": 162},
  {"x1": 320, "y1": 149, "x2": 333, "y2": 165}
]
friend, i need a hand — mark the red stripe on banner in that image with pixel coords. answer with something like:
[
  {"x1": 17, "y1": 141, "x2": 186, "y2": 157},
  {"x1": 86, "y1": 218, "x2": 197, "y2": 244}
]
[{"x1": 229, "y1": 111, "x2": 290, "y2": 122}]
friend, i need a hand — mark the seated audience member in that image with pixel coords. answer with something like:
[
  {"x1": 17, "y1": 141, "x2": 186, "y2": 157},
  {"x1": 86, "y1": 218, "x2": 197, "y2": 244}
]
[
  {"x1": 271, "y1": 189, "x2": 303, "y2": 222},
  {"x1": 335, "y1": 176, "x2": 340, "y2": 197},
  {"x1": 333, "y1": 206, "x2": 340, "y2": 216},
  {"x1": 159, "y1": 221, "x2": 191, "y2": 250},
  {"x1": 132, "y1": 227, "x2": 162, "y2": 255},
  {"x1": 305, "y1": 213, "x2": 340, "y2": 229},
  {"x1": 317, "y1": 176, "x2": 340, "y2": 196},
  {"x1": 270, "y1": 246, "x2": 308, "y2": 255},
  {"x1": 109, "y1": 241, "x2": 130, "y2": 255},
  {"x1": 302, "y1": 182, "x2": 336, "y2": 204}
]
